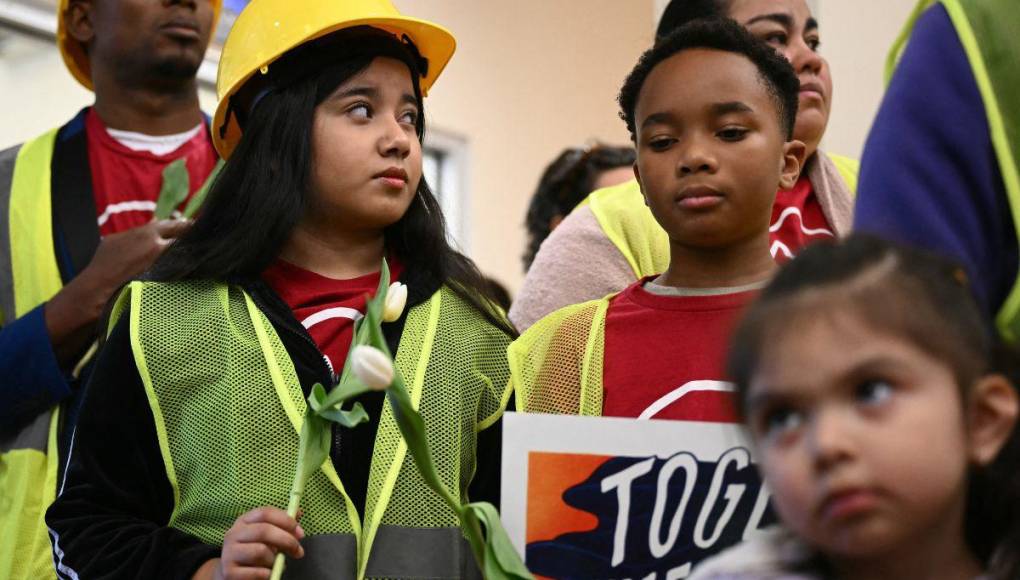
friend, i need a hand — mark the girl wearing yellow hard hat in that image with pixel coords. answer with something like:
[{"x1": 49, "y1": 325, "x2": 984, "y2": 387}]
[{"x1": 46, "y1": 1, "x2": 514, "y2": 579}]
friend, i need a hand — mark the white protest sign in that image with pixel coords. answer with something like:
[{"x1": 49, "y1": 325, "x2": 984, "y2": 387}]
[{"x1": 501, "y1": 412, "x2": 774, "y2": 579}]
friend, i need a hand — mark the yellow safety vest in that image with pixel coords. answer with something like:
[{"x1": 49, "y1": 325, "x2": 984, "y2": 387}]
[
  {"x1": 114, "y1": 279, "x2": 512, "y2": 579},
  {"x1": 888, "y1": 0, "x2": 1020, "y2": 342},
  {"x1": 508, "y1": 298, "x2": 609, "y2": 416},
  {"x1": 0, "y1": 129, "x2": 65, "y2": 580},
  {"x1": 583, "y1": 152, "x2": 859, "y2": 280}
]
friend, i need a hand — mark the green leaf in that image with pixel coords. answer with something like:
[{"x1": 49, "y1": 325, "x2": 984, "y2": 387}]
[
  {"x1": 307, "y1": 382, "x2": 328, "y2": 413},
  {"x1": 364, "y1": 259, "x2": 390, "y2": 334},
  {"x1": 181, "y1": 159, "x2": 224, "y2": 218},
  {"x1": 316, "y1": 401, "x2": 370, "y2": 428},
  {"x1": 154, "y1": 158, "x2": 190, "y2": 220},
  {"x1": 321, "y1": 374, "x2": 374, "y2": 409},
  {"x1": 384, "y1": 371, "x2": 458, "y2": 509},
  {"x1": 467, "y1": 502, "x2": 534, "y2": 579},
  {"x1": 335, "y1": 258, "x2": 391, "y2": 386},
  {"x1": 296, "y1": 408, "x2": 331, "y2": 486}
]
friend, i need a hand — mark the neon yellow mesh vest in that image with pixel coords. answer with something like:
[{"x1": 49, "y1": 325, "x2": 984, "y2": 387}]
[
  {"x1": 0, "y1": 129, "x2": 65, "y2": 580},
  {"x1": 583, "y1": 152, "x2": 859, "y2": 280},
  {"x1": 508, "y1": 298, "x2": 609, "y2": 416},
  {"x1": 889, "y1": 0, "x2": 1020, "y2": 342},
  {"x1": 117, "y1": 279, "x2": 511, "y2": 579}
]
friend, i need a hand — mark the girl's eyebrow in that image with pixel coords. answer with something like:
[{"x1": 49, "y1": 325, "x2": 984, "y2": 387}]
[
  {"x1": 398, "y1": 92, "x2": 418, "y2": 107},
  {"x1": 744, "y1": 13, "x2": 792, "y2": 28},
  {"x1": 330, "y1": 85, "x2": 377, "y2": 101},
  {"x1": 328, "y1": 86, "x2": 418, "y2": 109}
]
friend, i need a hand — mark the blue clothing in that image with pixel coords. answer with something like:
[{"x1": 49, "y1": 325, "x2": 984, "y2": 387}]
[
  {"x1": 854, "y1": 3, "x2": 1018, "y2": 319},
  {"x1": 0, "y1": 306, "x2": 70, "y2": 436},
  {"x1": 0, "y1": 112, "x2": 91, "y2": 449}
]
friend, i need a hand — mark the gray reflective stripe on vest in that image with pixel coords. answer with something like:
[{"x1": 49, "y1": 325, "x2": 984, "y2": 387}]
[
  {"x1": 285, "y1": 526, "x2": 480, "y2": 579},
  {"x1": 0, "y1": 407, "x2": 52, "y2": 454},
  {"x1": 0, "y1": 144, "x2": 20, "y2": 325},
  {"x1": 366, "y1": 525, "x2": 481, "y2": 579},
  {"x1": 285, "y1": 534, "x2": 357, "y2": 579}
]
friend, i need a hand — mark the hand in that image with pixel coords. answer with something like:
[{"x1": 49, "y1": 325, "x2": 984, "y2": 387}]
[
  {"x1": 78, "y1": 218, "x2": 191, "y2": 299},
  {"x1": 44, "y1": 218, "x2": 191, "y2": 367},
  {"x1": 213, "y1": 507, "x2": 305, "y2": 580}
]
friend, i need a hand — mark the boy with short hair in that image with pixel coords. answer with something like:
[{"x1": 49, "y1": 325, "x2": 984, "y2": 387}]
[{"x1": 509, "y1": 17, "x2": 804, "y2": 422}]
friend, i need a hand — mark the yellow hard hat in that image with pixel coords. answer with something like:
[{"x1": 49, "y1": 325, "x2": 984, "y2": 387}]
[
  {"x1": 212, "y1": 0, "x2": 456, "y2": 159},
  {"x1": 56, "y1": 0, "x2": 224, "y2": 91}
]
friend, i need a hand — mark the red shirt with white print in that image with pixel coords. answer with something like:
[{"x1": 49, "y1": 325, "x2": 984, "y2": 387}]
[
  {"x1": 601, "y1": 278, "x2": 759, "y2": 422},
  {"x1": 769, "y1": 175, "x2": 834, "y2": 263},
  {"x1": 262, "y1": 258, "x2": 404, "y2": 376},
  {"x1": 85, "y1": 108, "x2": 218, "y2": 237}
]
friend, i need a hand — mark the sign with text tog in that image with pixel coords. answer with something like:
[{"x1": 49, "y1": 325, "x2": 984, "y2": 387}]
[{"x1": 502, "y1": 413, "x2": 775, "y2": 580}]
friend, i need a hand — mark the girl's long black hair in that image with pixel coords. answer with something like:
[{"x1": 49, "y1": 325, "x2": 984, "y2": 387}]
[
  {"x1": 727, "y1": 234, "x2": 1020, "y2": 579},
  {"x1": 151, "y1": 27, "x2": 515, "y2": 337}
]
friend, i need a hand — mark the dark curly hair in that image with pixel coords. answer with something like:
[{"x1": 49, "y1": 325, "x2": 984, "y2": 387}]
[
  {"x1": 522, "y1": 144, "x2": 635, "y2": 271},
  {"x1": 619, "y1": 18, "x2": 799, "y2": 142},
  {"x1": 656, "y1": 0, "x2": 730, "y2": 39}
]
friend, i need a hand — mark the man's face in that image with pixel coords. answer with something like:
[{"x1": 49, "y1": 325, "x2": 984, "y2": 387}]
[
  {"x1": 73, "y1": 0, "x2": 215, "y2": 83},
  {"x1": 633, "y1": 49, "x2": 801, "y2": 250}
]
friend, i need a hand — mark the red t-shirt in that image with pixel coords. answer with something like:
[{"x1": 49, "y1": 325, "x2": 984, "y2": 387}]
[
  {"x1": 601, "y1": 279, "x2": 757, "y2": 422},
  {"x1": 262, "y1": 259, "x2": 404, "y2": 376},
  {"x1": 85, "y1": 108, "x2": 219, "y2": 237},
  {"x1": 769, "y1": 175, "x2": 834, "y2": 263}
]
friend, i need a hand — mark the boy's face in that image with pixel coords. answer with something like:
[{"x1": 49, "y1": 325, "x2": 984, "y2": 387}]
[{"x1": 633, "y1": 49, "x2": 803, "y2": 250}]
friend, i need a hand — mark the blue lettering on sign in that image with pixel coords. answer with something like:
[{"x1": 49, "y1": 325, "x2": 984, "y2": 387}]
[{"x1": 526, "y1": 447, "x2": 775, "y2": 579}]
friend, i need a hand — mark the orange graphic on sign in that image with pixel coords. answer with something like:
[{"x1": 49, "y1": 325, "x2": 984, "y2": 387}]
[{"x1": 525, "y1": 451, "x2": 611, "y2": 545}]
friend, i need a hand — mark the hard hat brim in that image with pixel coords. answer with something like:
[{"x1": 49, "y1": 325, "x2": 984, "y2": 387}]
[{"x1": 211, "y1": 11, "x2": 455, "y2": 159}]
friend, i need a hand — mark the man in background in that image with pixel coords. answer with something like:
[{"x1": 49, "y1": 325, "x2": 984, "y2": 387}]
[{"x1": 0, "y1": 0, "x2": 220, "y2": 576}]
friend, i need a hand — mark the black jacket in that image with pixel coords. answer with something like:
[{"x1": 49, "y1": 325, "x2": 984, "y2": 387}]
[{"x1": 45, "y1": 265, "x2": 506, "y2": 579}]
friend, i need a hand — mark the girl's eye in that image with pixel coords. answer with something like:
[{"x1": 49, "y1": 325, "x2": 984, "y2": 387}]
[
  {"x1": 399, "y1": 110, "x2": 419, "y2": 126},
  {"x1": 349, "y1": 104, "x2": 371, "y2": 119},
  {"x1": 761, "y1": 407, "x2": 804, "y2": 439},
  {"x1": 856, "y1": 380, "x2": 894, "y2": 407},
  {"x1": 718, "y1": 127, "x2": 749, "y2": 142},
  {"x1": 763, "y1": 32, "x2": 788, "y2": 47},
  {"x1": 807, "y1": 37, "x2": 821, "y2": 51}
]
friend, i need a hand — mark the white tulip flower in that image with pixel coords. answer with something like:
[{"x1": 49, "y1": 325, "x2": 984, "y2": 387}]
[
  {"x1": 351, "y1": 345, "x2": 394, "y2": 391},
  {"x1": 382, "y1": 282, "x2": 408, "y2": 322}
]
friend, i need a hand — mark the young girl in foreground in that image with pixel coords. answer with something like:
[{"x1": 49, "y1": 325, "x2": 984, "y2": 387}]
[
  {"x1": 46, "y1": 2, "x2": 513, "y2": 579},
  {"x1": 692, "y1": 235, "x2": 1020, "y2": 580}
]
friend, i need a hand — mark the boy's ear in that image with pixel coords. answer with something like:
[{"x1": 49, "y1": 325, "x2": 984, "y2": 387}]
[
  {"x1": 967, "y1": 374, "x2": 1019, "y2": 465},
  {"x1": 66, "y1": 0, "x2": 96, "y2": 46},
  {"x1": 778, "y1": 139, "x2": 807, "y2": 190},
  {"x1": 633, "y1": 163, "x2": 650, "y2": 207}
]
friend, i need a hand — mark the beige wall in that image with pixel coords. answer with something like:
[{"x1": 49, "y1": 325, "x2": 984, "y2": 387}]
[
  {"x1": 393, "y1": 0, "x2": 655, "y2": 292},
  {"x1": 818, "y1": 0, "x2": 917, "y2": 159}
]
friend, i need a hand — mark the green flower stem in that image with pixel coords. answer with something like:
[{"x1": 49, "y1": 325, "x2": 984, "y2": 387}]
[
  {"x1": 268, "y1": 469, "x2": 305, "y2": 580},
  {"x1": 182, "y1": 159, "x2": 224, "y2": 218},
  {"x1": 460, "y1": 507, "x2": 488, "y2": 571},
  {"x1": 270, "y1": 409, "x2": 328, "y2": 580}
]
